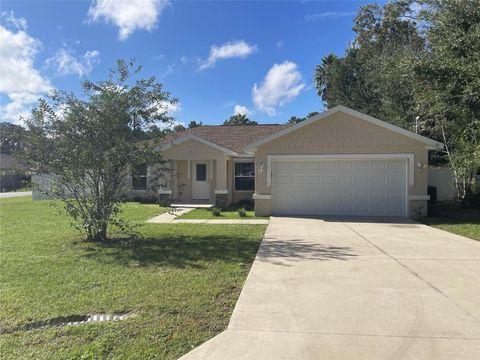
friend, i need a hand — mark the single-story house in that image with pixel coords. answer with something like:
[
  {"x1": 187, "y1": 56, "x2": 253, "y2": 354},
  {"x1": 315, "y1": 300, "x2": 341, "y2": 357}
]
[{"x1": 133, "y1": 105, "x2": 443, "y2": 218}]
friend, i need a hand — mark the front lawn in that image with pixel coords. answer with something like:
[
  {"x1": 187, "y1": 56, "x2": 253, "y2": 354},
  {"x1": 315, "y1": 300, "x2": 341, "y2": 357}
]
[
  {"x1": 179, "y1": 203, "x2": 266, "y2": 220},
  {"x1": 0, "y1": 197, "x2": 266, "y2": 359},
  {"x1": 423, "y1": 201, "x2": 480, "y2": 241}
]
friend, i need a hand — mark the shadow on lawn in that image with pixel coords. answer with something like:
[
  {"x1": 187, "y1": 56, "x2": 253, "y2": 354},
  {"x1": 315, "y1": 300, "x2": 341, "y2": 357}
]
[
  {"x1": 425, "y1": 202, "x2": 480, "y2": 225},
  {"x1": 82, "y1": 234, "x2": 261, "y2": 269}
]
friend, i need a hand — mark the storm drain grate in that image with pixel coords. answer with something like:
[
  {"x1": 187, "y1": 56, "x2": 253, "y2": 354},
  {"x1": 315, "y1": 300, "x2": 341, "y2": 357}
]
[{"x1": 0, "y1": 313, "x2": 132, "y2": 334}]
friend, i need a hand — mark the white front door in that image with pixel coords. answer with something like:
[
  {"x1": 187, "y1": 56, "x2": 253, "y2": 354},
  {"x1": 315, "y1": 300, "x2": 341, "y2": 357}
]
[
  {"x1": 272, "y1": 159, "x2": 407, "y2": 217},
  {"x1": 192, "y1": 161, "x2": 210, "y2": 200}
]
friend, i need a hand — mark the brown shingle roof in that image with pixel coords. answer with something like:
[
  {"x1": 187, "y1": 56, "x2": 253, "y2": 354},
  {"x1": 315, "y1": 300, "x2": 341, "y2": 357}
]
[{"x1": 162, "y1": 124, "x2": 291, "y2": 153}]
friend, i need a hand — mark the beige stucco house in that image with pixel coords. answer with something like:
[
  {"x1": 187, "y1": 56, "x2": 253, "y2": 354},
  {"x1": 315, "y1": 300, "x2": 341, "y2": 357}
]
[{"x1": 133, "y1": 106, "x2": 443, "y2": 218}]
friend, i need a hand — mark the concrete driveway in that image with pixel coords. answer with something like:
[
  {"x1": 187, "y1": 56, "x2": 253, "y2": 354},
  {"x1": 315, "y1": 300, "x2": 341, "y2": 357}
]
[{"x1": 180, "y1": 216, "x2": 480, "y2": 360}]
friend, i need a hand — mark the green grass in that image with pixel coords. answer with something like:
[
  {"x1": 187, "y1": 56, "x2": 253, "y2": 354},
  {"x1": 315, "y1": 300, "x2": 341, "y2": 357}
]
[
  {"x1": 3, "y1": 186, "x2": 31, "y2": 192},
  {"x1": 0, "y1": 197, "x2": 266, "y2": 359},
  {"x1": 179, "y1": 203, "x2": 266, "y2": 220},
  {"x1": 423, "y1": 202, "x2": 480, "y2": 241}
]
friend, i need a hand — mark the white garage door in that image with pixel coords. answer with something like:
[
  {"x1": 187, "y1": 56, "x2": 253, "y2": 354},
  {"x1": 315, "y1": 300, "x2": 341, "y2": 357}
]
[{"x1": 272, "y1": 159, "x2": 407, "y2": 217}]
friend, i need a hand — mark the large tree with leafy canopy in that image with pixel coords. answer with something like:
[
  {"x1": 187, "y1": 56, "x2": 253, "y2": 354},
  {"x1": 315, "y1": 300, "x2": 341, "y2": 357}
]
[
  {"x1": 23, "y1": 60, "x2": 177, "y2": 242},
  {"x1": 413, "y1": 0, "x2": 480, "y2": 198},
  {"x1": 315, "y1": 0, "x2": 424, "y2": 129}
]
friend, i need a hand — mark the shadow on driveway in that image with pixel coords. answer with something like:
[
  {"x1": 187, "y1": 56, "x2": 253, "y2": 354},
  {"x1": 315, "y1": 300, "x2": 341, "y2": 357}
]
[{"x1": 257, "y1": 237, "x2": 358, "y2": 266}]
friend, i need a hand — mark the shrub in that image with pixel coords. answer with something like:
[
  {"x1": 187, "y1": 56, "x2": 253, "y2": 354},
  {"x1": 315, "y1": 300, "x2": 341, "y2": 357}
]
[
  {"x1": 211, "y1": 207, "x2": 222, "y2": 216},
  {"x1": 462, "y1": 182, "x2": 480, "y2": 209},
  {"x1": 237, "y1": 199, "x2": 254, "y2": 211},
  {"x1": 238, "y1": 208, "x2": 247, "y2": 217}
]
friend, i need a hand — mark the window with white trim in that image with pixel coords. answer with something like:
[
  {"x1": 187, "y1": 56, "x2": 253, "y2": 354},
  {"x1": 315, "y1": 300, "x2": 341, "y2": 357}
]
[
  {"x1": 234, "y1": 162, "x2": 255, "y2": 191},
  {"x1": 132, "y1": 164, "x2": 148, "y2": 190}
]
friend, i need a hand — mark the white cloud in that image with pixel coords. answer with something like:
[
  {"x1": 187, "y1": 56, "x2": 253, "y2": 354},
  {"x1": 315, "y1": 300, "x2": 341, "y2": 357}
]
[
  {"x1": 198, "y1": 40, "x2": 257, "y2": 70},
  {"x1": 252, "y1": 61, "x2": 305, "y2": 116},
  {"x1": 233, "y1": 105, "x2": 252, "y2": 116},
  {"x1": 88, "y1": 0, "x2": 170, "y2": 40},
  {"x1": 47, "y1": 48, "x2": 100, "y2": 77},
  {"x1": 161, "y1": 100, "x2": 180, "y2": 114},
  {"x1": 1, "y1": 93, "x2": 40, "y2": 124},
  {"x1": 155, "y1": 119, "x2": 185, "y2": 131},
  {"x1": 1, "y1": 10, "x2": 27, "y2": 31},
  {"x1": 0, "y1": 12, "x2": 51, "y2": 123},
  {"x1": 149, "y1": 100, "x2": 180, "y2": 118},
  {"x1": 305, "y1": 11, "x2": 356, "y2": 22}
]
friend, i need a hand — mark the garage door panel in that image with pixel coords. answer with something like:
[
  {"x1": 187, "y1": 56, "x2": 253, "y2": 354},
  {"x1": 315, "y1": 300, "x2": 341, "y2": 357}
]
[
  {"x1": 372, "y1": 160, "x2": 386, "y2": 169},
  {"x1": 322, "y1": 161, "x2": 338, "y2": 170},
  {"x1": 371, "y1": 174, "x2": 387, "y2": 184},
  {"x1": 353, "y1": 160, "x2": 370, "y2": 170},
  {"x1": 389, "y1": 160, "x2": 404, "y2": 169},
  {"x1": 272, "y1": 159, "x2": 407, "y2": 217},
  {"x1": 339, "y1": 175, "x2": 353, "y2": 184},
  {"x1": 354, "y1": 175, "x2": 369, "y2": 184},
  {"x1": 322, "y1": 175, "x2": 337, "y2": 184}
]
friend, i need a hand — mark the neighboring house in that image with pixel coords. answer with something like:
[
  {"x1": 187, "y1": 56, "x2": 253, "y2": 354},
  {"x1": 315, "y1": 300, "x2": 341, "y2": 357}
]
[{"x1": 140, "y1": 105, "x2": 442, "y2": 218}]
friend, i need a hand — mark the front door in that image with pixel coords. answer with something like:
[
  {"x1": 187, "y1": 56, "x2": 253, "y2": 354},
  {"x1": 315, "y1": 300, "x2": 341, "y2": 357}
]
[{"x1": 192, "y1": 161, "x2": 210, "y2": 200}]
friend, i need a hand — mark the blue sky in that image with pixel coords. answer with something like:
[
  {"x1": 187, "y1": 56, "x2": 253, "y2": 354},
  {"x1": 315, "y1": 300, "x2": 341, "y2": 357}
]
[{"x1": 1, "y1": 0, "x2": 376, "y2": 126}]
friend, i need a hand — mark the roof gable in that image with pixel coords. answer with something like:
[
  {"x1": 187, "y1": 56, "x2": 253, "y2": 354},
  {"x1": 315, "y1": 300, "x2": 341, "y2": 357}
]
[
  {"x1": 160, "y1": 124, "x2": 290, "y2": 154},
  {"x1": 160, "y1": 134, "x2": 239, "y2": 156},
  {"x1": 244, "y1": 106, "x2": 444, "y2": 152}
]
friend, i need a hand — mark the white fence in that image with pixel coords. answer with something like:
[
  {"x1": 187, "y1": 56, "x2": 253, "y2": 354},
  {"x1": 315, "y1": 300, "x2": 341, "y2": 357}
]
[{"x1": 428, "y1": 166, "x2": 456, "y2": 201}]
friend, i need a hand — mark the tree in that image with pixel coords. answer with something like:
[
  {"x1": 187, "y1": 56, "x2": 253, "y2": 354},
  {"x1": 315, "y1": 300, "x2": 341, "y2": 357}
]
[
  {"x1": 287, "y1": 116, "x2": 302, "y2": 125},
  {"x1": 188, "y1": 120, "x2": 203, "y2": 128},
  {"x1": 315, "y1": 0, "x2": 424, "y2": 128},
  {"x1": 413, "y1": 0, "x2": 480, "y2": 198},
  {"x1": 223, "y1": 114, "x2": 258, "y2": 126},
  {"x1": 23, "y1": 59, "x2": 177, "y2": 242},
  {"x1": 0, "y1": 122, "x2": 27, "y2": 155},
  {"x1": 173, "y1": 124, "x2": 186, "y2": 132},
  {"x1": 287, "y1": 112, "x2": 320, "y2": 125}
]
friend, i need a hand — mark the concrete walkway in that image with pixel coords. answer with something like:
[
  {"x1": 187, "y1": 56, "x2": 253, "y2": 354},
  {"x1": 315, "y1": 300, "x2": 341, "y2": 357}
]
[
  {"x1": 0, "y1": 191, "x2": 32, "y2": 199},
  {"x1": 180, "y1": 216, "x2": 480, "y2": 360},
  {"x1": 146, "y1": 209, "x2": 269, "y2": 224},
  {"x1": 146, "y1": 208, "x2": 194, "y2": 223},
  {"x1": 172, "y1": 219, "x2": 269, "y2": 224}
]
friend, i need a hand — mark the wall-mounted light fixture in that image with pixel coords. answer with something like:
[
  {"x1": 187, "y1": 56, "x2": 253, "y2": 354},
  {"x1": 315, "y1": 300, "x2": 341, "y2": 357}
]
[{"x1": 417, "y1": 161, "x2": 427, "y2": 171}]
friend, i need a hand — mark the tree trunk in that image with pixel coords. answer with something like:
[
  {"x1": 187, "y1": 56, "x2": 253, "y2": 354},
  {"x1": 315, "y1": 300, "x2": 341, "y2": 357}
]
[
  {"x1": 90, "y1": 223, "x2": 108, "y2": 242},
  {"x1": 441, "y1": 123, "x2": 462, "y2": 200}
]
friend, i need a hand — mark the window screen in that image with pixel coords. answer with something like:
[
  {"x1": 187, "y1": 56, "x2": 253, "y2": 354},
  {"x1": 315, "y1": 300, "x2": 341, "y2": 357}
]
[
  {"x1": 234, "y1": 162, "x2": 254, "y2": 191},
  {"x1": 132, "y1": 164, "x2": 148, "y2": 190}
]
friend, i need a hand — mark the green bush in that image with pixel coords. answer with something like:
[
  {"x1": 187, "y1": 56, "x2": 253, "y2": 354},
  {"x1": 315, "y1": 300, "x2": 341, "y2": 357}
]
[
  {"x1": 237, "y1": 199, "x2": 254, "y2": 211},
  {"x1": 238, "y1": 208, "x2": 247, "y2": 217},
  {"x1": 210, "y1": 207, "x2": 222, "y2": 216},
  {"x1": 462, "y1": 182, "x2": 480, "y2": 209}
]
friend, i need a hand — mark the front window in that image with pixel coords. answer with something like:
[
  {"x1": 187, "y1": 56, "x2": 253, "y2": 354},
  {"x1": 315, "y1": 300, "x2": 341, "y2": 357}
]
[
  {"x1": 132, "y1": 164, "x2": 148, "y2": 190},
  {"x1": 234, "y1": 162, "x2": 255, "y2": 191}
]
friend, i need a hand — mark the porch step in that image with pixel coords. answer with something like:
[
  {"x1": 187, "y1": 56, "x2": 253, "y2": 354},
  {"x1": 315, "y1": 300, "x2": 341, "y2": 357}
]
[{"x1": 170, "y1": 203, "x2": 214, "y2": 209}]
